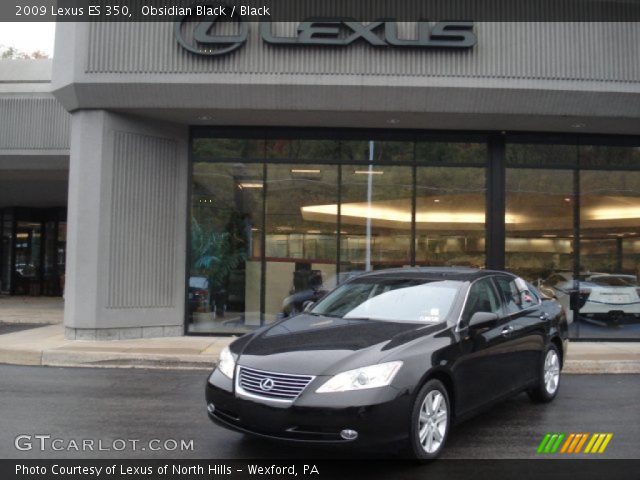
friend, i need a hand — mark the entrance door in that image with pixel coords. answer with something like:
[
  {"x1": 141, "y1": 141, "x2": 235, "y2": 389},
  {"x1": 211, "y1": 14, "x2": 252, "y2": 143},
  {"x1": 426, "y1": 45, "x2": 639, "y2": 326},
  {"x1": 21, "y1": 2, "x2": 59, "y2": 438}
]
[{"x1": 14, "y1": 221, "x2": 42, "y2": 296}]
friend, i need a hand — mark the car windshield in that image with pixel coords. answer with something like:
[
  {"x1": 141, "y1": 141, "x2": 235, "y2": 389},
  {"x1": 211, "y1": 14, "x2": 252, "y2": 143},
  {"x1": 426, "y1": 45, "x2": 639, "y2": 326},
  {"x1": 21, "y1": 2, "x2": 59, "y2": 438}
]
[{"x1": 309, "y1": 277, "x2": 462, "y2": 323}]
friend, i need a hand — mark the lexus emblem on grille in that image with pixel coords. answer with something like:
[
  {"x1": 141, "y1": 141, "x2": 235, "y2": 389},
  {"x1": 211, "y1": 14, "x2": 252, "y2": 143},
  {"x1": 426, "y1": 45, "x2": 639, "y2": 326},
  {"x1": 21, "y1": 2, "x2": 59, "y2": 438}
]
[{"x1": 259, "y1": 378, "x2": 275, "y2": 391}]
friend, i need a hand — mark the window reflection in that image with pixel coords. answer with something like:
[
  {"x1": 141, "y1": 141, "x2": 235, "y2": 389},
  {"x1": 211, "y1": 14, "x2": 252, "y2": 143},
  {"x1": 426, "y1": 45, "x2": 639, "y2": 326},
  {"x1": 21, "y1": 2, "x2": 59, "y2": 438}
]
[
  {"x1": 188, "y1": 163, "x2": 263, "y2": 333},
  {"x1": 415, "y1": 166, "x2": 486, "y2": 267},
  {"x1": 340, "y1": 160, "x2": 413, "y2": 272},
  {"x1": 264, "y1": 163, "x2": 338, "y2": 323},
  {"x1": 579, "y1": 165, "x2": 640, "y2": 339}
]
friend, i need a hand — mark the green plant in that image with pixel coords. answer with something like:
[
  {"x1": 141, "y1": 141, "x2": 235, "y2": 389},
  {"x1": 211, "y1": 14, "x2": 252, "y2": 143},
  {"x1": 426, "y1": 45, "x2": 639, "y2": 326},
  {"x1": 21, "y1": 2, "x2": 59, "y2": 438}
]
[{"x1": 191, "y1": 217, "x2": 247, "y2": 292}]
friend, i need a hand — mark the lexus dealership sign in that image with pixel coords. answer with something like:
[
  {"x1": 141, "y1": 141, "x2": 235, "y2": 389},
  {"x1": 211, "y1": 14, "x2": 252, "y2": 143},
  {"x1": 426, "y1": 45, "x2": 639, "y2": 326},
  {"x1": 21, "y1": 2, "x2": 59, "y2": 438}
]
[{"x1": 175, "y1": 18, "x2": 477, "y2": 56}]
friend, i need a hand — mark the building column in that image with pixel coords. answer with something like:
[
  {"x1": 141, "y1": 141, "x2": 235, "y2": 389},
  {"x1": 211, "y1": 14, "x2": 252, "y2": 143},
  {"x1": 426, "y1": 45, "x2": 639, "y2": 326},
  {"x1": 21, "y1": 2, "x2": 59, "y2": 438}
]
[{"x1": 64, "y1": 111, "x2": 188, "y2": 340}]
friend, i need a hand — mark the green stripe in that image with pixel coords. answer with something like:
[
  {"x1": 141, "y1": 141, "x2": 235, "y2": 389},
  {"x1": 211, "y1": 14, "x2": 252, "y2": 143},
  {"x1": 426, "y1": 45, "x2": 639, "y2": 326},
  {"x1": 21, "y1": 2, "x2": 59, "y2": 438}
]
[
  {"x1": 537, "y1": 433, "x2": 552, "y2": 454},
  {"x1": 544, "y1": 434, "x2": 558, "y2": 453},
  {"x1": 550, "y1": 433, "x2": 565, "y2": 453}
]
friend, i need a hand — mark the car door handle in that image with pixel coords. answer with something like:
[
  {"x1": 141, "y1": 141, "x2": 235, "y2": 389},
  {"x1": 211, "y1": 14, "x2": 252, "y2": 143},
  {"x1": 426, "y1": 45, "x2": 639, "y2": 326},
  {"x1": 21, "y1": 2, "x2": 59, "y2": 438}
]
[{"x1": 501, "y1": 326, "x2": 514, "y2": 336}]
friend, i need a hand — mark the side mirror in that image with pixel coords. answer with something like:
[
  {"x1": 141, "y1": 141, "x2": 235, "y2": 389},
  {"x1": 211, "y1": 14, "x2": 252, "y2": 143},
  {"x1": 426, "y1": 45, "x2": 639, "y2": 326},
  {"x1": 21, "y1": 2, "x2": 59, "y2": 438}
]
[
  {"x1": 302, "y1": 300, "x2": 315, "y2": 312},
  {"x1": 468, "y1": 311, "x2": 499, "y2": 329}
]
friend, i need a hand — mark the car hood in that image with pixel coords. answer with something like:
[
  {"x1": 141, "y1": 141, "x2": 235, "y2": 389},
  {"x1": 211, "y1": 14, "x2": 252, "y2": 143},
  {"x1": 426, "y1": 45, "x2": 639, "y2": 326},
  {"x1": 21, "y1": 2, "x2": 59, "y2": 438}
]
[{"x1": 234, "y1": 314, "x2": 446, "y2": 375}]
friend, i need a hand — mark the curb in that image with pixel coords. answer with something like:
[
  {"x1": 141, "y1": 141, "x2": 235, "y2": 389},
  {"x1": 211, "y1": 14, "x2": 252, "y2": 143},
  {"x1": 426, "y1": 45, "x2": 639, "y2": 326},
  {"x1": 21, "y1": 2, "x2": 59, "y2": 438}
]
[
  {"x1": 563, "y1": 360, "x2": 640, "y2": 374},
  {"x1": 1, "y1": 347, "x2": 639, "y2": 373}
]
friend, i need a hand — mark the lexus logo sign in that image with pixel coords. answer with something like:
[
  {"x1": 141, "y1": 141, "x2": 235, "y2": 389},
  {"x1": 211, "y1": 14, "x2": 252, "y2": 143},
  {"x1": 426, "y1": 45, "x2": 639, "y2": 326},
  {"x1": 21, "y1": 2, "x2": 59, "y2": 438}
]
[
  {"x1": 174, "y1": 15, "x2": 248, "y2": 56},
  {"x1": 259, "y1": 378, "x2": 275, "y2": 391},
  {"x1": 175, "y1": 16, "x2": 476, "y2": 56}
]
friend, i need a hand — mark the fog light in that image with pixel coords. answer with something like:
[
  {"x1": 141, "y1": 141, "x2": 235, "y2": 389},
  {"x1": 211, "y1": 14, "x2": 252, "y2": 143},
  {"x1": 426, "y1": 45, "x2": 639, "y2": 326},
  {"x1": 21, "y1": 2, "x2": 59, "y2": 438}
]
[
  {"x1": 207, "y1": 403, "x2": 215, "y2": 414},
  {"x1": 340, "y1": 429, "x2": 358, "y2": 441}
]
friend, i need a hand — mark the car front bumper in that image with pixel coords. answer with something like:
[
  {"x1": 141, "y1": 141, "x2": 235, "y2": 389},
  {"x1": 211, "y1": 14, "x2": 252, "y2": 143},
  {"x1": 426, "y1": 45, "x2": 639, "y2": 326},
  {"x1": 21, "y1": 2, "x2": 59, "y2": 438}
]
[{"x1": 205, "y1": 370, "x2": 411, "y2": 446}]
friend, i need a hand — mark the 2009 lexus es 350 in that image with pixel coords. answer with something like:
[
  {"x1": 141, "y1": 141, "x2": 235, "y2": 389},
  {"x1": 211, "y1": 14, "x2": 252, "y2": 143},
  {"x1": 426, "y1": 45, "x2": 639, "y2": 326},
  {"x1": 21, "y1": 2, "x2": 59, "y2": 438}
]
[{"x1": 205, "y1": 268, "x2": 568, "y2": 460}]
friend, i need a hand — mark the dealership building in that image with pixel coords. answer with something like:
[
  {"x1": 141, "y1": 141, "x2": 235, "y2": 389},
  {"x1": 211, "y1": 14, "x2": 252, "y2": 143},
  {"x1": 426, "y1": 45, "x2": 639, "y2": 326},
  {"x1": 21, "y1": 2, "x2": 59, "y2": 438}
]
[{"x1": 1, "y1": 21, "x2": 640, "y2": 340}]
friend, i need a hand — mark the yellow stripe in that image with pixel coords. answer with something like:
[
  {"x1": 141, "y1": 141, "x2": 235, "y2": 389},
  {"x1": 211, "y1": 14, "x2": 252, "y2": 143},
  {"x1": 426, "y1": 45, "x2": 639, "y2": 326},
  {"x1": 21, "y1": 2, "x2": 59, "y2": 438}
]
[
  {"x1": 584, "y1": 433, "x2": 599, "y2": 453},
  {"x1": 598, "y1": 434, "x2": 613, "y2": 453},
  {"x1": 574, "y1": 433, "x2": 589, "y2": 454},
  {"x1": 591, "y1": 434, "x2": 607, "y2": 453},
  {"x1": 567, "y1": 434, "x2": 581, "y2": 453},
  {"x1": 560, "y1": 434, "x2": 575, "y2": 454}
]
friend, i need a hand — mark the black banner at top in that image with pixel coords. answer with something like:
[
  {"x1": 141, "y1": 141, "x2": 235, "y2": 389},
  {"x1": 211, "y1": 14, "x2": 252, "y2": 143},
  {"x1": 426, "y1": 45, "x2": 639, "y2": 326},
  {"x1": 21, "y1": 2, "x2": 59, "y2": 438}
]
[{"x1": 5, "y1": 0, "x2": 640, "y2": 22}]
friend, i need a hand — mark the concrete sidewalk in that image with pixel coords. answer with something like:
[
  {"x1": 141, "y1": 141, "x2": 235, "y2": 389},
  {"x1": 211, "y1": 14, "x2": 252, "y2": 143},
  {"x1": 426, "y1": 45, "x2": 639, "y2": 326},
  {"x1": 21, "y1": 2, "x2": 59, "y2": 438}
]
[
  {"x1": 0, "y1": 323, "x2": 639, "y2": 372},
  {"x1": 0, "y1": 324, "x2": 232, "y2": 370}
]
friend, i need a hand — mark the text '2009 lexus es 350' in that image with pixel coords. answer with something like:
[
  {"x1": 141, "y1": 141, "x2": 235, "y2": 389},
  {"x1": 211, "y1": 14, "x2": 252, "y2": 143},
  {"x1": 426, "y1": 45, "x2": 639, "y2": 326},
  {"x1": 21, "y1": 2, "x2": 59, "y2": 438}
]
[{"x1": 205, "y1": 267, "x2": 568, "y2": 460}]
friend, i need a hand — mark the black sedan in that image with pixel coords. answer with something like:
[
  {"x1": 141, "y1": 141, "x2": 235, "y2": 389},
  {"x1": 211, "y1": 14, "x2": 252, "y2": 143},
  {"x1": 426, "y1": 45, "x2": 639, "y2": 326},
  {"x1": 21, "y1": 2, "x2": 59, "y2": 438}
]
[{"x1": 206, "y1": 267, "x2": 568, "y2": 460}]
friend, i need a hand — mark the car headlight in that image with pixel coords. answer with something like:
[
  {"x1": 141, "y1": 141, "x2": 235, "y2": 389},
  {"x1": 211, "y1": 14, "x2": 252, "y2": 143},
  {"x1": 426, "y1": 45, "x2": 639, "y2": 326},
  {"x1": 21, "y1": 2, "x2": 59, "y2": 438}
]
[
  {"x1": 316, "y1": 361, "x2": 403, "y2": 393},
  {"x1": 216, "y1": 346, "x2": 236, "y2": 379}
]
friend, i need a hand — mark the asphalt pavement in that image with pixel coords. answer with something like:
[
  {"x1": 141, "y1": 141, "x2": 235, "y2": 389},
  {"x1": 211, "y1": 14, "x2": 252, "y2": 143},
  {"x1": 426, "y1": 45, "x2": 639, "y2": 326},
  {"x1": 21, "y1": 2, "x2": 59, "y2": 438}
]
[{"x1": 0, "y1": 365, "x2": 638, "y2": 460}]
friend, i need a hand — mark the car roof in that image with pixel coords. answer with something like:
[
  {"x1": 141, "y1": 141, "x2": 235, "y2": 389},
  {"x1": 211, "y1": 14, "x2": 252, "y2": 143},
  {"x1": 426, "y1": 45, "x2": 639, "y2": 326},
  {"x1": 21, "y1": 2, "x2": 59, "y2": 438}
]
[{"x1": 352, "y1": 267, "x2": 509, "y2": 282}]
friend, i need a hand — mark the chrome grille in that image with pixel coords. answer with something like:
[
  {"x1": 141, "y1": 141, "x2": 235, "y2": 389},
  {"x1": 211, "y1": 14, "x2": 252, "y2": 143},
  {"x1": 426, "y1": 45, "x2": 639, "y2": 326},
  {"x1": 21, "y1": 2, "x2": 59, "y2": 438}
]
[{"x1": 237, "y1": 366, "x2": 314, "y2": 402}]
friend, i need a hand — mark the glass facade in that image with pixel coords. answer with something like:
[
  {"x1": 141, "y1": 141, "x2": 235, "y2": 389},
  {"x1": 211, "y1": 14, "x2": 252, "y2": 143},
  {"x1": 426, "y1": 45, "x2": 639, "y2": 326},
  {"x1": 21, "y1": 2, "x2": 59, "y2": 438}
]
[
  {"x1": 188, "y1": 130, "x2": 640, "y2": 340},
  {"x1": 0, "y1": 208, "x2": 66, "y2": 296}
]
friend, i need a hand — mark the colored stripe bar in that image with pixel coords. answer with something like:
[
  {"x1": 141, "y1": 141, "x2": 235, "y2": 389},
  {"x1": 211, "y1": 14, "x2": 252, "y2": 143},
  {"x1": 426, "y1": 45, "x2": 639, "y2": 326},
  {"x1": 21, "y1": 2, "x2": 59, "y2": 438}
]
[
  {"x1": 584, "y1": 433, "x2": 599, "y2": 453},
  {"x1": 537, "y1": 433, "x2": 552, "y2": 454},
  {"x1": 550, "y1": 433, "x2": 565, "y2": 453},
  {"x1": 560, "y1": 433, "x2": 575, "y2": 453},
  {"x1": 598, "y1": 434, "x2": 613, "y2": 453},
  {"x1": 544, "y1": 434, "x2": 559, "y2": 453},
  {"x1": 574, "y1": 433, "x2": 589, "y2": 453}
]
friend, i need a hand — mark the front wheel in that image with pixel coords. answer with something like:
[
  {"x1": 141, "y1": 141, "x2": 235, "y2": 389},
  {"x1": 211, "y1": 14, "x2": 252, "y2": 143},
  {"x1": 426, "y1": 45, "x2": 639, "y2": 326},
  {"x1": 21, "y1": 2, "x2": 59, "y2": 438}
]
[
  {"x1": 408, "y1": 379, "x2": 450, "y2": 461},
  {"x1": 528, "y1": 343, "x2": 561, "y2": 403}
]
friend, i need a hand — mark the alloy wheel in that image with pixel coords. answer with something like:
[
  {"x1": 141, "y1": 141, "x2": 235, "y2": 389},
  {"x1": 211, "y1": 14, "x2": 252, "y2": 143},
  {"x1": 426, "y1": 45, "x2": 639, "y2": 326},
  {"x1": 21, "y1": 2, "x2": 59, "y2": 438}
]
[
  {"x1": 418, "y1": 390, "x2": 448, "y2": 454},
  {"x1": 543, "y1": 349, "x2": 560, "y2": 395}
]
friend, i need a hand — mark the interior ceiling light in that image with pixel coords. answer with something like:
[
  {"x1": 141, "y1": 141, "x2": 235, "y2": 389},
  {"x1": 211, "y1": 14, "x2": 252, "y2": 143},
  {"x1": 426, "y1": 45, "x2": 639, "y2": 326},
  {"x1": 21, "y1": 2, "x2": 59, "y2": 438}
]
[
  {"x1": 238, "y1": 182, "x2": 263, "y2": 189},
  {"x1": 571, "y1": 123, "x2": 586, "y2": 129},
  {"x1": 354, "y1": 170, "x2": 384, "y2": 175},
  {"x1": 587, "y1": 207, "x2": 640, "y2": 220},
  {"x1": 291, "y1": 169, "x2": 321, "y2": 174},
  {"x1": 301, "y1": 204, "x2": 519, "y2": 224},
  {"x1": 387, "y1": 119, "x2": 400, "y2": 125},
  {"x1": 197, "y1": 115, "x2": 214, "y2": 121}
]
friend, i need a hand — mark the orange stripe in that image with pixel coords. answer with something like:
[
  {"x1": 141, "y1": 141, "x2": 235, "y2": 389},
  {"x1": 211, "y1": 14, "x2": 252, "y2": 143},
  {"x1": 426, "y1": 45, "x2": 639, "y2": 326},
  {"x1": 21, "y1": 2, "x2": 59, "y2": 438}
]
[
  {"x1": 560, "y1": 434, "x2": 576, "y2": 454},
  {"x1": 567, "y1": 434, "x2": 582, "y2": 453},
  {"x1": 577, "y1": 433, "x2": 592, "y2": 453}
]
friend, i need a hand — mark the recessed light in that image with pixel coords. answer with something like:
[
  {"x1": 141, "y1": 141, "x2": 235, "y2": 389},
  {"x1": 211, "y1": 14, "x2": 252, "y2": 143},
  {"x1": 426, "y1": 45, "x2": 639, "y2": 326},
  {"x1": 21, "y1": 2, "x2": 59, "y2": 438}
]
[
  {"x1": 571, "y1": 123, "x2": 586, "y2": 129},
  {"x1": 564, "y1": 197, "x2": 571, "y2": 203},
  {"x1": 387, "y1": 119, "x2": 400, "y2": 125},
  {"x1": 197, "y1": 115, "x2": 214, "y2": 121},
  {"x1": 434, "y1": 199, "x2": 441, "y2": 203}
]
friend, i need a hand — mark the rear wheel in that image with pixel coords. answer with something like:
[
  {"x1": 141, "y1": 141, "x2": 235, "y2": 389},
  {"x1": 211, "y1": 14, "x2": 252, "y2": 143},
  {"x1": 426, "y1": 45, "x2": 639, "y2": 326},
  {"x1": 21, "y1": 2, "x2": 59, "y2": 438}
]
[
  {"x1": 408, "y1": 379, "x2": 450, "y2": 461},
  {"x1": 528, "y1": 343, "x2": 561, "y2": 403}
]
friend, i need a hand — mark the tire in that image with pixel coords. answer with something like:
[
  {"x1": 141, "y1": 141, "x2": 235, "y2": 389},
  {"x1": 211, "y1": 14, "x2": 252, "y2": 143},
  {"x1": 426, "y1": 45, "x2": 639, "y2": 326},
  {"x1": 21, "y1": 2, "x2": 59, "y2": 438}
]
[
  {"x1": 408, "y1": 379, "x2": 451, "y2": 461},
  {"x1": 528, "y1": 343, "x2": 561, "y2": 403}
]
